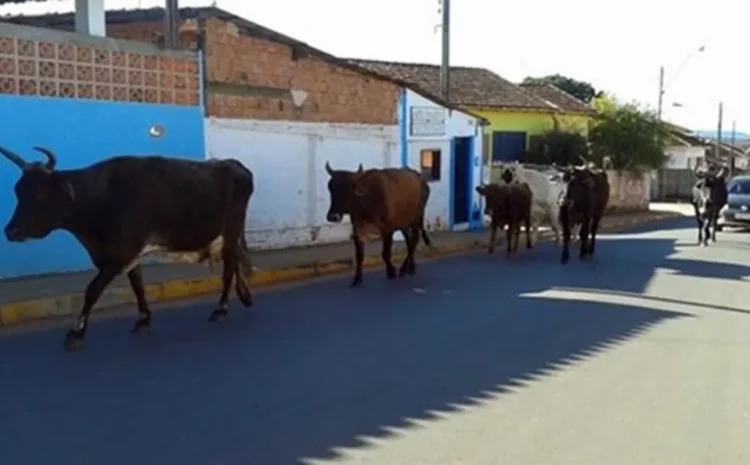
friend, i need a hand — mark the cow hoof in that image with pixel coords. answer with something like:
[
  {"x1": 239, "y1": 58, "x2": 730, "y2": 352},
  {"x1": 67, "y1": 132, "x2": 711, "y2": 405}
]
[
  {"x1": 63, "y1": 330, "x2": 85, "y2": 352},
  {"x1": 131, "y1": 318, "x2": 152, "y2": 334},
  {"x1": 238, "y1": 293, "x2": 254, "y2": 308},
  {"x1": 561, "y1": 254, "x2": 570, "y2": 265},
  {"x1": 349, "y1": 277, "x2": 362, "y2": 288},
  {"x1": 208, "y1": 309, "x2": 228, "y2": 323}
]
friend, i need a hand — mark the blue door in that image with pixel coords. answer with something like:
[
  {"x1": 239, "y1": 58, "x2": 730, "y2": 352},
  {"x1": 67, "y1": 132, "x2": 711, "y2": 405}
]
[{"x1": 491, "y1": 131, "x2": 527, "y2": 163}]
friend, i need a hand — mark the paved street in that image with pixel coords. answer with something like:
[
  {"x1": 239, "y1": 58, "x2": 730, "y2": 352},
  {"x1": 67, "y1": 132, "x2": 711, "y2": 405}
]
[{"x1": 2, "y1": 215, "x2": 750, "y2": 465}]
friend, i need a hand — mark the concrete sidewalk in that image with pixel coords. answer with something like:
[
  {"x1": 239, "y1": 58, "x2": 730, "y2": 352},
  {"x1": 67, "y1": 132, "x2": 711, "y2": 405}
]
[{"x1": 0, "y1": 209, "x2": 682, "y2": 327}]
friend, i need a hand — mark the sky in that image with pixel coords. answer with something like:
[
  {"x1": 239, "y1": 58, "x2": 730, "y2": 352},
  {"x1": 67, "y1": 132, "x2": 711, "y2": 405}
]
[{"x1": 1, "y1": 0, "x2": 747, "y2": 134}]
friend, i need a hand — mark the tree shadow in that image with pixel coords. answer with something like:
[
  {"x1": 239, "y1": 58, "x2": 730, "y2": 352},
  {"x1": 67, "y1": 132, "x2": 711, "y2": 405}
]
[{"x1": 0, "y1": 234, "x2": 696, "y2": 465}]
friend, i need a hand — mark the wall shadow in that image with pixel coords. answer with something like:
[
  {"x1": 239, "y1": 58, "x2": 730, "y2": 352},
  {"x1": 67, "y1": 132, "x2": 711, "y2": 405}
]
[{"x1": 0, "y1": 228, "x2": 698, "y2": 464}]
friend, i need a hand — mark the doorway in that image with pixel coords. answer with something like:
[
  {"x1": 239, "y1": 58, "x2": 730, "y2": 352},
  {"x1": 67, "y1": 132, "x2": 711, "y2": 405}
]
[{"x1": 452, "y1": 136, "x2": 473, "y2": 226}]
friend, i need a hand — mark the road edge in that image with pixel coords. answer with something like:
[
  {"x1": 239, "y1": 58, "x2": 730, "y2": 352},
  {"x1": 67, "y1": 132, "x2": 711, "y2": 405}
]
[{"x1": 0, "y1": 211, "x2": 681, "y2": 326}]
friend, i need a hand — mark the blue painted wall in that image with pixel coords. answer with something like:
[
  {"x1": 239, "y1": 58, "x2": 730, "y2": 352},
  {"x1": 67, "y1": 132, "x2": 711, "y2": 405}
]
[{"x1": 0, "y1": 95, "x2": 205, "y2": 279}]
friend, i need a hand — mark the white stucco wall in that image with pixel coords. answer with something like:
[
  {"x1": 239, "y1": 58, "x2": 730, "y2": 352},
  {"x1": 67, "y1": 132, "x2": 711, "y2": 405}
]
[
  {"x1": 665, "y1": 145, "x2": 705, "y2": 169},
  {"x1": 206, "y1": 117, "x2": 399, "y2": 249},
  {"x1": 403, "y1": 89, "x2": 483, "y2": 230}
]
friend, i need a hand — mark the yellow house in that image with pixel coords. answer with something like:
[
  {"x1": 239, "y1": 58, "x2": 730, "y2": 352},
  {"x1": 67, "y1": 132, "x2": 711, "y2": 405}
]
[{"x1": 347, "y1": 59, "x2": 596, "y2": 165}]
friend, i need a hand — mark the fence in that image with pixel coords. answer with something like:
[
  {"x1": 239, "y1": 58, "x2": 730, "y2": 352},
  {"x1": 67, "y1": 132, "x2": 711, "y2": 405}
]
[{"x1": 0, "y1": 21, "x2": 206, "y2": 279}]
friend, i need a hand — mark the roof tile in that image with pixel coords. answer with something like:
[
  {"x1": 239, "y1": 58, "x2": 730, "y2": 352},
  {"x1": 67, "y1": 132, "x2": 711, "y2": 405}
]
[{"x1": 347, "y1": 59, "x2": 561, "y2": 112}]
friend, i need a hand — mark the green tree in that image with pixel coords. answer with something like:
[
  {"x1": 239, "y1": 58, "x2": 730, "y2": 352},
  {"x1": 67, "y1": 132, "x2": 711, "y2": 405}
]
[
  {"x1": 522, "y1": 74, "x2": 599, "y2": 103},
  {"x1": 588, "y1": 96, "x2": 670, "y2": 172},
  {"x1": 525, "y1": 129, "x2": 589, "y2": 166}
]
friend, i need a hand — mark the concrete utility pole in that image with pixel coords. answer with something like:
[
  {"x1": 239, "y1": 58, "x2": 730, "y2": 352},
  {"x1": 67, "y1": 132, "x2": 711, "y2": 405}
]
[
  {"x1": 657, "y1": 66, "x2": 664, "y2": 121},
  {"x1": 715, "y1": 101, "x2": 723, "y2": 160},
  {"x1": 439, "y1": 0, "x2": 450, "y2": 102},
  {"x1": 730, "y1": 119, "x2": 737, "y2": 175}
]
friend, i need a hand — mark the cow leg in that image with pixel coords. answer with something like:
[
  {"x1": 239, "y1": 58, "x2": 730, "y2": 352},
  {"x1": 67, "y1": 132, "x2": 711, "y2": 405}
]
[
  {"x1": 398, "y1": 227, "x2": 417, "y2": 277},
  {"x1": 692, "y1": 204, "x2": 703, "y2": 244},
  {"x1": 208, "y1": 232, "x2": 240, "y2": 323},
  {"x1": 381, "y1": 231, "x2": 397, "y2": 280},
  {"x1": 350, "y1": 236, "x2": 365, "y2": 287},
  {"x1": 711, "y1": 210, "x2": 719, "y2": 242},
  {"x1": 578, "y1": 219, "x2": 591, "y2": 261},
  {"x1": 588, "y1": 215, "x2": 602, "y2": 259},
  {"x1": 525, "y1": 215, "x2": 533, "y2": 250},
  {"x1": 234, "y1": 238, "x2": 253, "y2": 307},
  {"x1": 549, "y1": 210, "x2": 562, "y2": 244},
  {"x1": 64, "y1": 268, "x2": 120, "y2": 352},
  {"x1": 511, "y1": 224, "x2": 520, "y2": 255},
  {"x1": 128, "y1": 265, "x2": 152, "y2": 334},
  {"x1": 505, "y1": 222, "x2": 513, "y2": 258},
  {"x1": 488, "y1": 217, "x2": 498, "y2": 254},
  {"x1": 560, "y1": 209, "x2": 571, "y2": 264},
  {"x1": 702, "y1": 219, "x2": 711, "y2": 247}
]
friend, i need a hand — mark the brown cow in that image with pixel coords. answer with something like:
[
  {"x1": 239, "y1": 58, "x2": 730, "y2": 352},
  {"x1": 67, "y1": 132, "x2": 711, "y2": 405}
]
[
  {"x1": 325, "y1": 162, "x2": 431, "y2": 287},
  {"x1": 476, "y1": 183, "x2": 533, "y2": 257}
]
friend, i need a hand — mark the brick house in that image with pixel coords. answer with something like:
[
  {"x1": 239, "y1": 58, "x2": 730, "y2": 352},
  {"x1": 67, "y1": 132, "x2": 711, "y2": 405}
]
[
  {"x1": 6, "y1": 7, "x2": 486, "y2": 244},
  {"x1": 8, "y1": 6, "x2": 401, "y2": 124}
]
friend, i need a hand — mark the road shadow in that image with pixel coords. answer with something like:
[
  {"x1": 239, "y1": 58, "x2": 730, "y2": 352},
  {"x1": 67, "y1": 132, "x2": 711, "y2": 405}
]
[{"x1": 0, "y1": 224, "x2": 698, "y2": 464}]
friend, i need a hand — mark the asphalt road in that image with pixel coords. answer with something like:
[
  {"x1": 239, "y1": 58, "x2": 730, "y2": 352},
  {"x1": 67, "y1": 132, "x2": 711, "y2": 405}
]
[{"x1": 2, "y1": 216, "x2": 750, "y2": 465}]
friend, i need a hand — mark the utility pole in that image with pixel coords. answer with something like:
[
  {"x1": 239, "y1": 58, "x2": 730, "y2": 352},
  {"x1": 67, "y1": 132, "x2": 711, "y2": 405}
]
[
  {"x1": 657, "y1": 66, "x2": 664, "y2": 121},
  {"x1": 715, "y1": 101, "x2": 723, "y2": 161},
  {"x1": 730, "y1": 119, "x2": 737, "y2": 175},
  {"x1": 439, "y1": 0, "x2": 450, "y2": 102}
]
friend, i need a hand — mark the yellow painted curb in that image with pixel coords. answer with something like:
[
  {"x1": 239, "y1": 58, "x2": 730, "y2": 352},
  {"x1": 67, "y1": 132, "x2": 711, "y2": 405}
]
[{"x1": 0, "y1": 212, "x2": 680, "y2": 327}]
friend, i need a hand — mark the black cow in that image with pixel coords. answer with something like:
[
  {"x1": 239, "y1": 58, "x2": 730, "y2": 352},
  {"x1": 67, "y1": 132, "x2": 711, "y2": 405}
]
[
  {"x1": 690, "y1": 163, "x2": 728, "y2": 246},
  {"x1": 475, "y1": 183, "x2": 534, "y2": 257},
  {"x1": 324, "y1": 162, "x2": 431, "y2": 287},
  {"x1": 555, "y1": 162, "x2": 610, "y2": 264},
  {"x1": 1, "y1": 146, "x2": 255, "y2": 352}
]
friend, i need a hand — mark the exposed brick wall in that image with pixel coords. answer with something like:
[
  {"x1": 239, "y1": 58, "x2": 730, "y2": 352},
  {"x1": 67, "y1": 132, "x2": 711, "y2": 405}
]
[
  {"x1": 104, "y1": 18, "x2": 400, "y2": 124},
  {"x1": 203, "y1": 19, "x2": 398, "y2": 124}
]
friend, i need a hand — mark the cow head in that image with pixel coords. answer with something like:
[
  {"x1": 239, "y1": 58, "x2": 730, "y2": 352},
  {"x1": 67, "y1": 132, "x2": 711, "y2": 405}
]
[
  {"x1": 324, "y1": 161, "x2": 364, "y2": 223},
  {"x1": 554, "y1": 164, "x2": 591, "y2": 210},
  {"x1": 496, "y1": 161, "x2": 525, "y2": 185},
  {"x1": 476, "y1": 184, "x2": 507, "y2": 217},
  {"x1": 1, "y1": 146, "x2": 75, "y2": 242}
]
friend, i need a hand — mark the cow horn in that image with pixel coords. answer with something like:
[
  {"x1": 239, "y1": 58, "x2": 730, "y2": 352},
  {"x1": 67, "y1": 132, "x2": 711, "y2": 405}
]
[
  {"x1": 357, "y1": 163, "x2": 363, "y2": 173},
  {"x1": 32, "y1": 146, "x2": 57, "y2": 170},
  {"x1": 0, "y1": 145, "x2": 28, "y2": 170},
  {"x1": 325, "y1": 161, "x2": 334, "y2": 175}
]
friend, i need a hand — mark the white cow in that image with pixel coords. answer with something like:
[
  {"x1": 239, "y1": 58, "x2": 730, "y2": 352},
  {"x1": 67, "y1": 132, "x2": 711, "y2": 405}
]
[{"x1": 493, "y1": 161, "x2": 566, "y2": 244}]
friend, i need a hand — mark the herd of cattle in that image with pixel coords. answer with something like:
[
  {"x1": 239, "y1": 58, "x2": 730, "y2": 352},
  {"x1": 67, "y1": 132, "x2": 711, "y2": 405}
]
[{"x1": 0, "y1": 145, "x2": 727, "y2": 352}]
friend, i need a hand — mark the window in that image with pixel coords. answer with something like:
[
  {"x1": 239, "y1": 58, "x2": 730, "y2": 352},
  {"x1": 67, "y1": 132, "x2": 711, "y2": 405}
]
[{"x1": 420, "y1": 149, "x2": 442, "y2": 181}]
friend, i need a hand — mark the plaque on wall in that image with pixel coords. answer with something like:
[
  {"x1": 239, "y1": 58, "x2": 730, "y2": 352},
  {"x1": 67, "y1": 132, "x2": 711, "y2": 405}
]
[{"x1": 409, "y1": 106, "x2": 446, "y2": 136}]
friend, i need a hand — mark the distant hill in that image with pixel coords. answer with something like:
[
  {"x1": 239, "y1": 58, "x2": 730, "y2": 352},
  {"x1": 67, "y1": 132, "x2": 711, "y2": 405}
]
[{"x1": 692, "y1": 129, "x2": 750, "y2": 145}]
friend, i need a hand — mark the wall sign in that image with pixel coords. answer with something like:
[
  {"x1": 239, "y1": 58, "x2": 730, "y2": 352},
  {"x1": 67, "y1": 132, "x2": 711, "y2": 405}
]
[{"x1": 409, "y1": 106, "x2": 446, "y2": 136}]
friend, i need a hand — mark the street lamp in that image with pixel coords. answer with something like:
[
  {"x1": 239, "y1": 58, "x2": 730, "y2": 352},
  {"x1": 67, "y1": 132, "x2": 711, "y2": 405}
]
[{"x1": 657, "y1": 45, "x2": 706, "y2": 122}]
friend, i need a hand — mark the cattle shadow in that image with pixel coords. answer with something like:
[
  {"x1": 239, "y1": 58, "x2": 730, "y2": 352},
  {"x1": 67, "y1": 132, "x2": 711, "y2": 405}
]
[{"x1": 0, "y1": 226, "x2": 699, "y2": 465}]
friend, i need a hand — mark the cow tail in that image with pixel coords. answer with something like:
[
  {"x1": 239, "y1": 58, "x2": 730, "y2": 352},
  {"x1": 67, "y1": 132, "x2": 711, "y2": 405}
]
[
  {"x1": 420, "y1": 219, "x2": 432, "y2": 247},
  {"x1": 236, "y1": 232, "x2": 254, "y2": 278}
]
